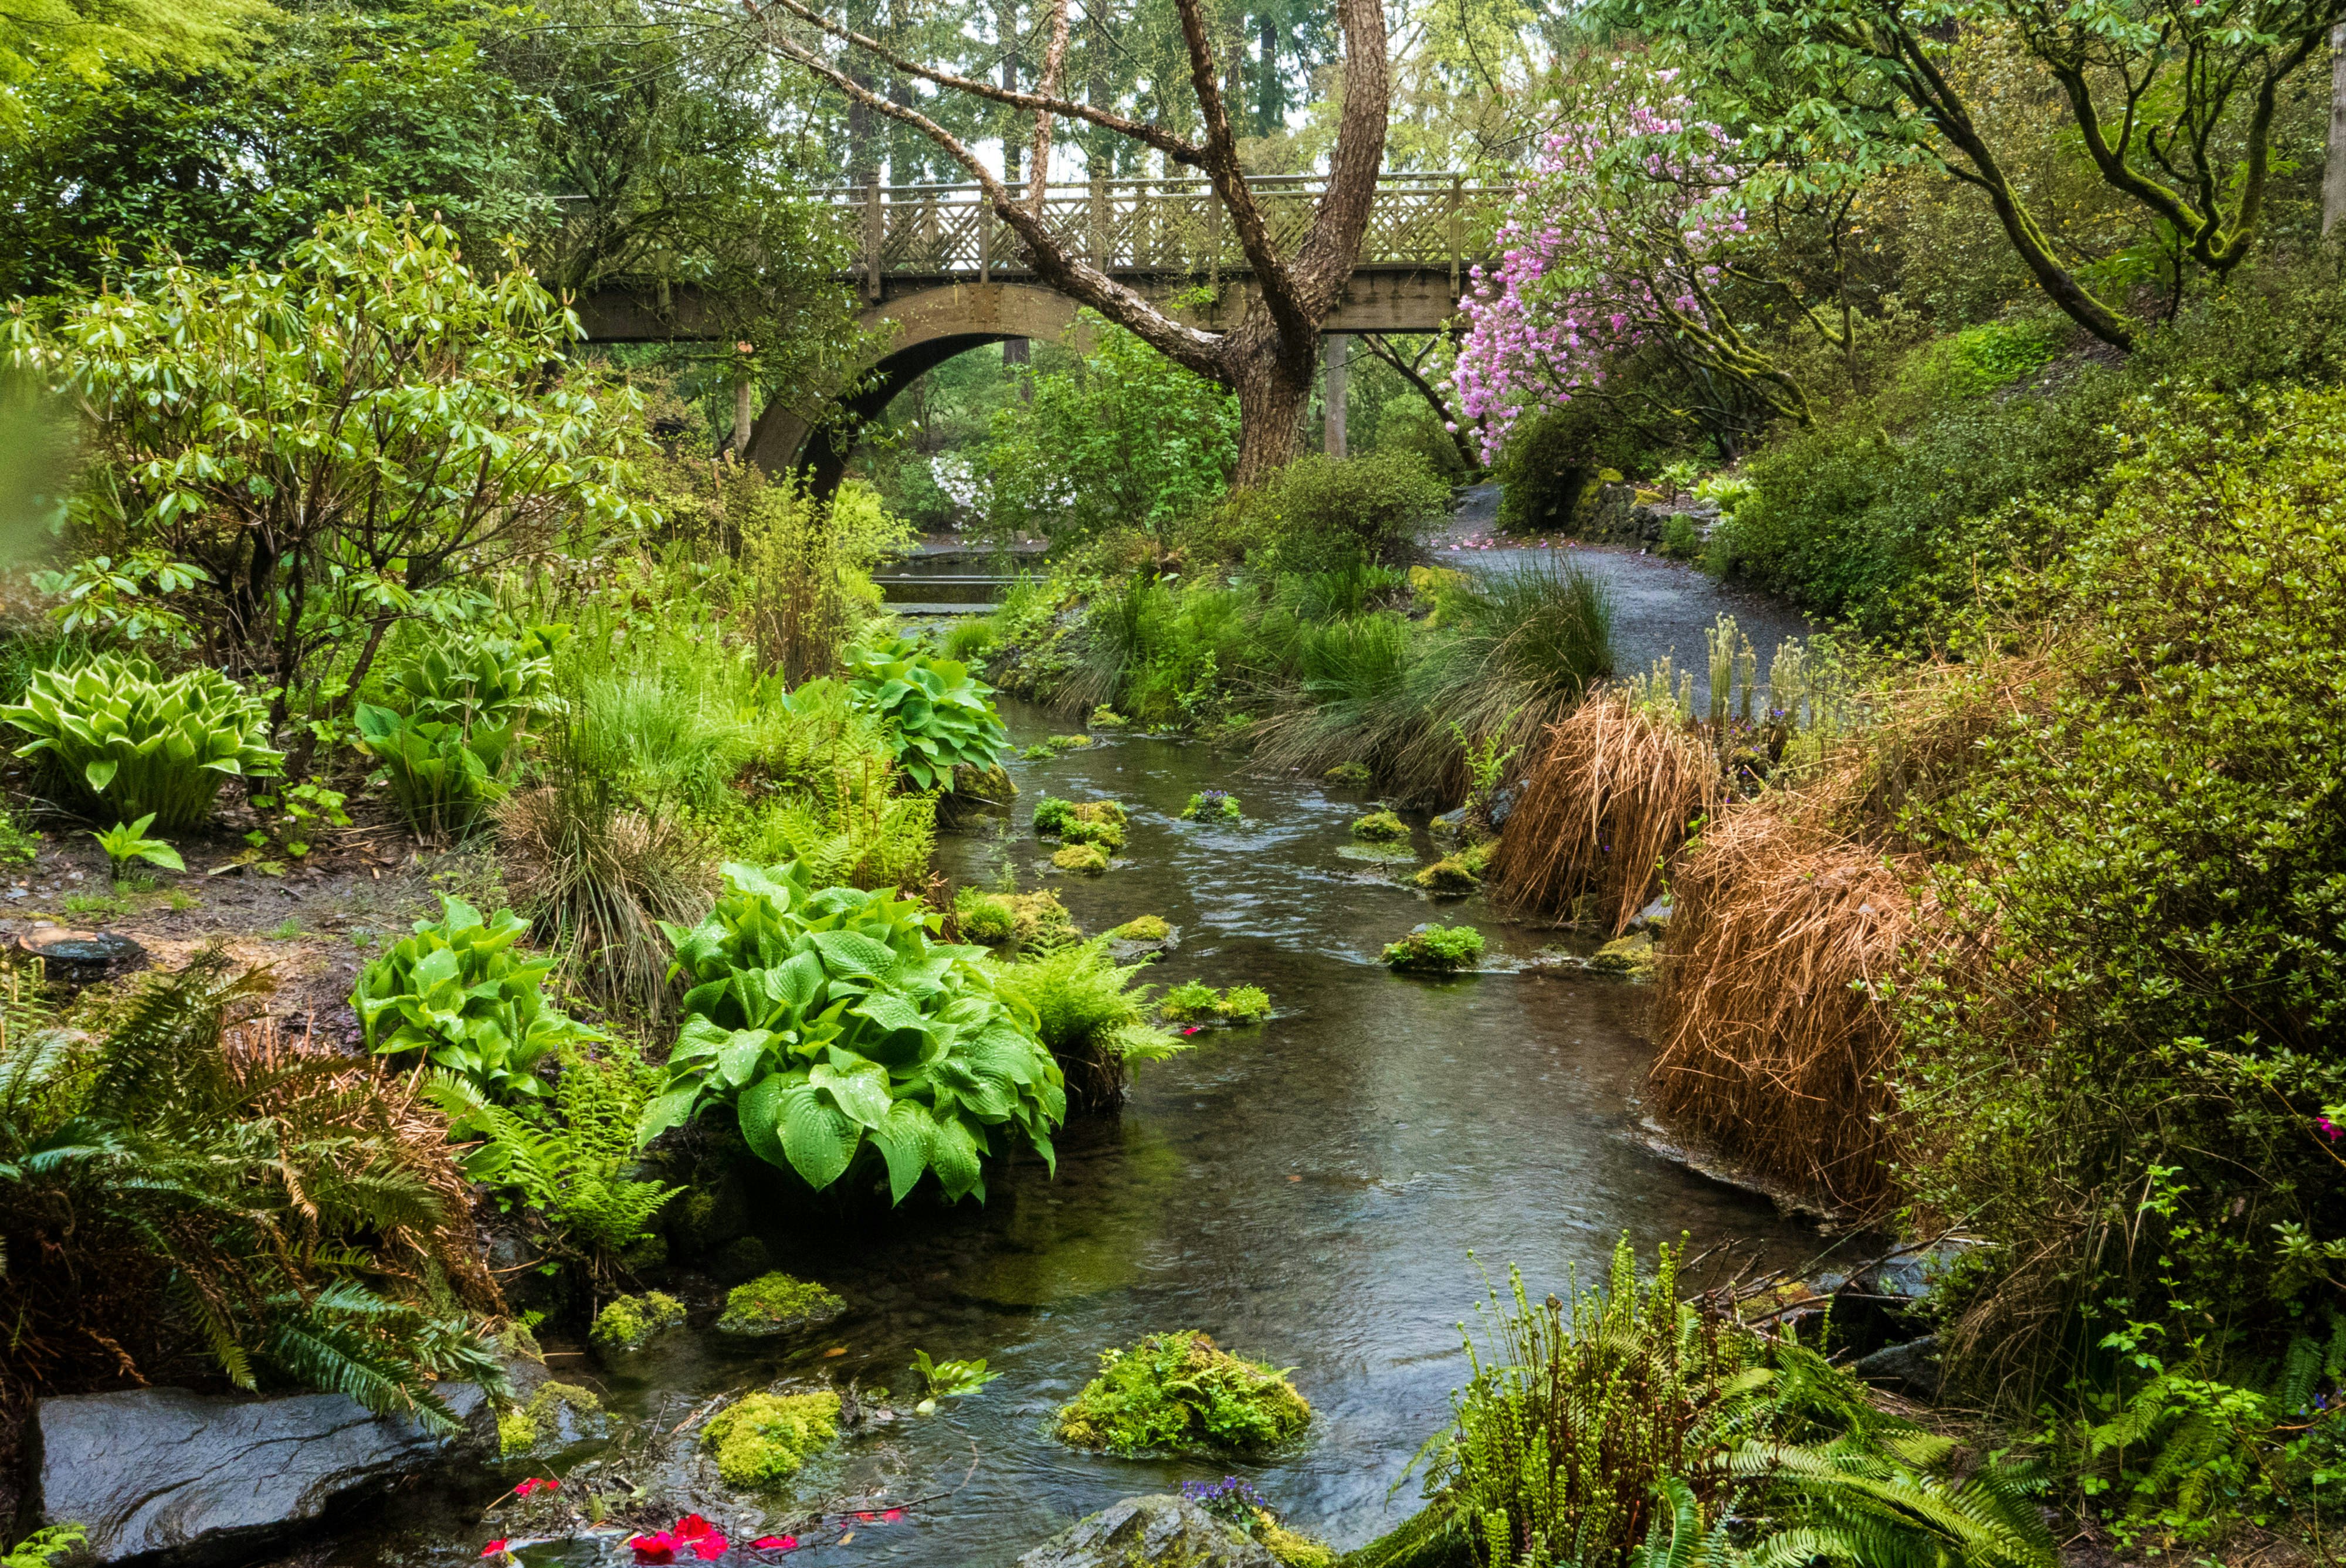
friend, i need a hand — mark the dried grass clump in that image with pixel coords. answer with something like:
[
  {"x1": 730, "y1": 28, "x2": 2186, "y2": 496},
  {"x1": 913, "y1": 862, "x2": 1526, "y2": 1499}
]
[
  {"x1": 495, "y1": 782, "x2": 717, "y2": 1019},
  {"x1": 1489, "y1": 693, "x2": 1721, "y2": 934},
  {"x1": 1645, "y1": 657, "x2": 2050, "y2": 1214}
]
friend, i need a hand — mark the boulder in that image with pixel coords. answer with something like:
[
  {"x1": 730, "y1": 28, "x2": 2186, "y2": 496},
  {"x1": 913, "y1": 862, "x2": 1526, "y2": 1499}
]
[
  {"x1": 35, "y1": 1384, "x2": 495, "y2": 1567},
  {"x1": 1018, "y1": 1495, "x2": 1279, "y2": 1568},
  {"x1": 1855, "y1": 1335, "x2": 1945, "y2": 1399}
]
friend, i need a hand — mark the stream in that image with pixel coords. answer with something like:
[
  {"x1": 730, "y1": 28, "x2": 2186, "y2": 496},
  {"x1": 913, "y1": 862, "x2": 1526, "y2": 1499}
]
[{"x1": 374, "y1": 552, "x2": 1834, "y2": 1568}]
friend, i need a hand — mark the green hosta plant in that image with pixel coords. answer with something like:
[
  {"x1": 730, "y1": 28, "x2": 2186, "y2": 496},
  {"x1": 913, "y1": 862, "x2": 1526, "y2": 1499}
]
[
  {"x1": 843, "y1": 636, "x2": 1011, "y2": 791},
  {"x1": 641, "y1": 863, "x2": 1064, "y2": 1203},
  {"x1": 89, "y1": 814, "x2": 185, "y2": 878},
  {"x1": 0, "y1": 653, "x2": 282, "y2": 829},
  {"x1": 384, "y1": 633, "x2": 561, "y2": 732},
  {"x1": 352, "y1": 897, "x2": 598, "y2": 1103},
  {"x1": 354, "y1": 706, "x2": 517, "y2": 841}
]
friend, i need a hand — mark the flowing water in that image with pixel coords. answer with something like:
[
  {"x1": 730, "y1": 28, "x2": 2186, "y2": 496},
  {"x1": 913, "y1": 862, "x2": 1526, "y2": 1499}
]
[{"x1": 372, "y1": 670, "x2": 1840, "y2": 1568}]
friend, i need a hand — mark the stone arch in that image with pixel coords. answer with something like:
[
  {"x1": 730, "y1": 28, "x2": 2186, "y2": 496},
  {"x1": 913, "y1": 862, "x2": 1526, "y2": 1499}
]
[{"x1": 744, "y1": 282, "x2": 1082, "y2": 496}]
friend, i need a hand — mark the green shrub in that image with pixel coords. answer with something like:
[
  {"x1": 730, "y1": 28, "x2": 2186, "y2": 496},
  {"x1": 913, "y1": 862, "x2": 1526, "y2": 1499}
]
[
  {"x1": 842, "y1": 635, "x2": 1011, "y2": 792},
  {"x1": 702, "y1": 1389, "x2": 842, "y2": 1487},
  {"x1": 1408, "y1": 1240, "x2": 2049, "y2": 1568},
  {"x1": 1896, "y1": 385, "x2": 2346, "y2": 1442},
  {"x1": 588, "y1": 1292, "x2": 686, "y2": 1352},
  {"x1": 0, "y1": 653, "x2": 281, "y2": 829},
  {"x1": 1054, "y1": 1330, "x2": 1310, "y2": 1455},
  {"x1": 717, "y1": 1271, "x2": 846, "y2": 1334},
  {"x1": 1200, "y1": 449, "x2": 1452, "y2": 575},
  {"x1": 0, "y1": 952, "x2": 508, "y2": 1428},
  {"x1": 641, "y1": 863, "x2": 1064, "y2": 1204},
  {"x1": 1352, "y1": 810, "x2": 1409, "y2": 843},
  {"x1": 384, "y1": 630, "x2": 560, "y2": 733},
  {"x1": 354, "y1": 897, "x2": 599, "y2": 1103},
  {"x1": 1493, "y1": 402, "x2": 1622, "y2": 535},
  {"x1": 1382, "y1": 924, "x2": 1483, "y2": 973}
]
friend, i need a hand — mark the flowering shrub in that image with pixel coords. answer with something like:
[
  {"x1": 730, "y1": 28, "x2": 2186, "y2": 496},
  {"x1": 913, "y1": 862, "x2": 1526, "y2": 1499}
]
[{"x1": 1450, "y1": 59, "x2": 1795, "y2": 464}]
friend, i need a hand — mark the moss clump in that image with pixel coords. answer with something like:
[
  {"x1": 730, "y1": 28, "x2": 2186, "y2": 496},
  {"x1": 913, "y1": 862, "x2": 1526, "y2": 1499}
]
[
  {"x1": 1413, "y1": 856, "x2": 1479, "y2": 895},
  {"x1": 1351, "y1": 810, "x2": 1409, "y2": 843},
  {"x1": 1061, "y1": 816, "x2": 1126, "y2": 851},
  {"x1": 1181, "y1": 790, "x2": 1242, "y2": 822},
  {"x1": 498, "y1": 1380, "x2": 605, "y2": 1457},
  {"x1": 1111, "y1": 914, "x2": 1171, "y2": 942},
  {"x1": 1033, "y1": 795, "x2": 1077, "y2": 835},
  {"x1": 701, "y1": 1389, "x2": 842, "y2": 1488},
  {"x1": 1006, "y1": 890, "x2": 1078, "y2": 946},
  {"x1": 1072, "y1": 799, "x2": 1128, "y2": 826},
  {"x1": 1216, "y1": 985, "x2": 1272, "y2": 1021},
  {"x1": 1049, "y1": 734, "x2": 1093, "y2": 751},
  {"x1": 1159, "y1": 980, "x2": 1221, "y2": 1020},
  {"x1": 1256, "y1": 1513, "x2": 1337, "y2": 1568},
  {"x1": 716, "y1": 1271, "x2": 847, "y2": 1336},
  {"x1": 589, "y1": 1291, "x2": 687, "y2": 1353},
  {"x1": 1053, "y1": 843, "x2": 1110, "y2": 875},
  {"x1": 1325, "y1": 762, "x2": 1372, "y2": 786},
  {"x1": 957, "y1": 893, "x2": 1017, "y2": 944},
  {"x1": 1588, "y1": 930, "x2": 1659, "y2": 979},
  {"x1": 1089, "y1": 707, "x2": 1129, "y2": 729},
  {"x1": 1053, "y1": 1330, "x2": 1311, "y2": 1456},
  {"x1": 1381, "y1": 924, "x2": 1484, "y2": 973},
  {"x1": 1019, "y1": 743, "x2": 1053, "y2": 761}
]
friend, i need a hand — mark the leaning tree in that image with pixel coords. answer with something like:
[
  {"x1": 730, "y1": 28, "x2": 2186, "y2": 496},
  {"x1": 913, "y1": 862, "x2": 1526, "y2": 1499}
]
[{"x1": 713, "y1": 0, "x2": 1392, "y2": 483}]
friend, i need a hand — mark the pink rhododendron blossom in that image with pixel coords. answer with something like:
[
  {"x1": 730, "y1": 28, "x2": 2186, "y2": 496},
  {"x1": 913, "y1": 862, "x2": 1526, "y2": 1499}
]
[{"x1": 1451, "y1": 62, "x2": 1748, "y2": 466}]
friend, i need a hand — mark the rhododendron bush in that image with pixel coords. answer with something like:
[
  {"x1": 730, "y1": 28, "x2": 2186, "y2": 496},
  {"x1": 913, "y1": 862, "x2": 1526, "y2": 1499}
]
[{"x1": 1452, "y1": 58, "x2": 1816, "y2": 464}]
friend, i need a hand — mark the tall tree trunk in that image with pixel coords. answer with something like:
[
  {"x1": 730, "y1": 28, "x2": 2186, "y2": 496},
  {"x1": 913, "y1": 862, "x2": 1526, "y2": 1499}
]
[
  {"x1": 1231, "y1": 336, "x2": 1316, "y2": 486},
  {"x1": 2328, "y1": 23, "x2": 2346, "y2": 236}
]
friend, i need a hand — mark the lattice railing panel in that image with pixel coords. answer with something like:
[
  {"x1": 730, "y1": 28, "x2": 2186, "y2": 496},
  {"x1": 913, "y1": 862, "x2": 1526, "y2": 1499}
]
[{"x1": 832, "y1": 175, "x2": 1497, "y2": 281}]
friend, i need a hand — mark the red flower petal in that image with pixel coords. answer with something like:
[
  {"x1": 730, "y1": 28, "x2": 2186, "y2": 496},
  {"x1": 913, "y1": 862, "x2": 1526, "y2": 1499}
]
[
  {"x1": 691, "y1": 1535, "x2": 728, "y2": 1561},
  {"x1": 750, "y1": 1540, "x2": 789, "y2": 1552},
  {"x1": 515, "y1": 1479, "x2": 540, "y2": 1498},
  {"x1": 675, "y1": 1518, "x2": 714, "y2": 1542},
  {"x1": 882, "y1": 1511, "x2": 903, "y2": 1523},
  {"x1": 542, "y1": 1478, "x2": 560, "y2": 1491},
  {"x1": 481, "y1": 1543, "x2": 508, "y2": 1558}
]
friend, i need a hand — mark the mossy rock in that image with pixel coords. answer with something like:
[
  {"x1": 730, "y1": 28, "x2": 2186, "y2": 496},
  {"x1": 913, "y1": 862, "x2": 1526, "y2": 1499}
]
[
  {"x1": 711, "y1": 1233, "x2": 774, "y2": 1284},
  {"x1": 1111, "y1": 914, "x2": 1171, "y2": 942},
  {"x1": 1255, "y1": 1513, "x2": 1337, "y2": 1568},
  {"x1": 1158, "y1": 981, "x2": 1221, "y2": 1021},
  {"x1": 1054, "y1": 843, "x2": 1111, "y2": 875},
  {"x1": 1350, "y1": 811, "x2": 1409, "y2": 844},
  {"x1": 1049, "y1": 734, "x2": 1094, "y2": 751},
  {"x1": 669, "y1": 1169, "x2": 751, "y2": 1257},
  {"x1": 1007, "y1": 890, "x2": 1079, "y2": 945},
  {"x1": 589, "y1": 1291, "x2": 687, "y2": 1355},
  {"x1": 716, "y1": 1271, "x2": 847, "y2": 1337},
  {"x1": 702, "y1": 1389, "x2": 842, "y2": 1489},
  {"x1": 941, "y1": 764, "x2": 1018, "y2": 826},
  {"x1": 498, "y1": 1380, "x2": 608, "y2": 1457},
  {"x1": 1072, "y1": 799, "x2": 1128, "y2": 826},
  {"x1": 1324, "y1": 762, "x2": 1372, "y2": 786},
  {"x1": 1460, "y1": 837, "x2": 1497, "y2": 875},
  {"x1": 1588, "y1": 929, "x2": 1659, "y2": 980},
  {"x1": 1089, "y1": 707, "x2": 1130, "y2": 729},
  {"x1": 1053, "y1": 1330, "x2": 1311, "y2": 1457},
  {"x1": 1381, "y1": 924, "x2": 1484, "y2": 974},
  {"x1": 1062, "y1": 816, "x2": 1127, "y2": 851},
  {"x1": 1412, "y1": 856, "x2": 1479, "y2": 895},
  {"x1": 959, "y1": 894, "x2": 1017, "y2": 944}
]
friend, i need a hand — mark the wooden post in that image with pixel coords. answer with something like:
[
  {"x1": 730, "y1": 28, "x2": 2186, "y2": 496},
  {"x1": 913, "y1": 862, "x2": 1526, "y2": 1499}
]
[
  {"x1": 1089, "y1": 172, "x2": 1108, "y2": 267},
  {"x1": 2327, "y1": 23, "x2": 2346, "y2": 236},
  {"x1": 1323, "y1": 336, "x2": 1348, "y2": 459},
  {"x1": 862, "y1": 182, "x2": 884, "y2": 302},
  {"x1": 979, "y1": 191, "x2": 992, "y2": 282},
  {"x1": 1448, "y1": 174, "x2": 1463, "y2": 299}
]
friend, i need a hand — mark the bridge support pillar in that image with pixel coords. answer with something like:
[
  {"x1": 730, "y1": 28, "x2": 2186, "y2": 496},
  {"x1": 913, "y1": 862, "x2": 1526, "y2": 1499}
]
[{"x1": 1323, "y1": 335, "x2": 1348, "y2": 460}]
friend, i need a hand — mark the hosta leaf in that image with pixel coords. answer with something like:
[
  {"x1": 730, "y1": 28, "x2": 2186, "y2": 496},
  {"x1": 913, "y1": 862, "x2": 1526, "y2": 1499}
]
[
  {"x1": 717, "y1": 1029, "x2": 778, "y2": 1088},
  {"x1": 737, "y1": 1071, "x2": 792, "y2": 1169},
  {"x1": 809, "y1": 929, "x2": 896, "y2": 978},
  {"x1": 809, "y1": 1058, "x2": 893, "y2": 1128},
  {"x1": 778, "y1": 1078, "x2": 862, "y2": 1189},
  {"x1": 867, "y1": 1100, "x2": 937, "y2": 1203},
  {"x1": 83, "y1": 759, "x2": 118, "y2": 793}
]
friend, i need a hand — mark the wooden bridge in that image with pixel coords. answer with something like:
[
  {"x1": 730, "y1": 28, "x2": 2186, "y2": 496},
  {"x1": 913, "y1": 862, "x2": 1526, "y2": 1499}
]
[{"x1": 575, "y1": 172, "x2": 1503, "y2": 488}]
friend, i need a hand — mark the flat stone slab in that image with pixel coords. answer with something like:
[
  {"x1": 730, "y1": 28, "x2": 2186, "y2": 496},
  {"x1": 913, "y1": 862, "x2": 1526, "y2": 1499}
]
[{"x1": 36, "y1": 1383, "x2": 492, "y2": 1566}]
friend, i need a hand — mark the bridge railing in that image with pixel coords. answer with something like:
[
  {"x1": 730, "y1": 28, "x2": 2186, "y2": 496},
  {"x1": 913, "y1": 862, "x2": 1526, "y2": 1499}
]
[{"x1": 818, "y1": 172, "x2": 1502, "y2": 295}]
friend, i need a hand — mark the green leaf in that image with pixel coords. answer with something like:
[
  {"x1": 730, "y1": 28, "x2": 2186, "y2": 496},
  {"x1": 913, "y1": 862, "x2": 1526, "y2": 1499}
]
[
  {"x1": 810, "y1": 1058, "x2": 893, "y2": 1128},
  {"x1": 778, "y1": 1078, "x2": 862, "y2": 1189},
  {"x1": 83, "y1": 758, "x2": 118, "y2": 793}
]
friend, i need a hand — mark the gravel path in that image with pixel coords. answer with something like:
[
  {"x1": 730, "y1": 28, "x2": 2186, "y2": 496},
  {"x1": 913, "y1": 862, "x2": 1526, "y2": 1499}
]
[{"x1": 1429, "y1": 482, "x2": 1818, "y2": 714}]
